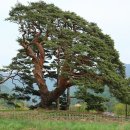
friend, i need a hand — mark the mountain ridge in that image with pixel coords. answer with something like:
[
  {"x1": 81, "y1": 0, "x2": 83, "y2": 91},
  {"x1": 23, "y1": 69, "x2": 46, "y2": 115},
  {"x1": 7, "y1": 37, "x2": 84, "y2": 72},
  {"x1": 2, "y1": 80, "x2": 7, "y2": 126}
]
[{"x1": 125, "y1": 64, "x2": 130, "y2": 77}]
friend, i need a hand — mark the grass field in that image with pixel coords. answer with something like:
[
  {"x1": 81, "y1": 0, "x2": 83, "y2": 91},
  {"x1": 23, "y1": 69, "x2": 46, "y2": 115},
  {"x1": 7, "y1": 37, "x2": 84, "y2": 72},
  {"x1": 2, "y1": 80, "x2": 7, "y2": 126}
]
[
  {"x1": 0, "y1": 118, "x2": 130, "y2": 130},
  {"x1": 0, "y1": 110, "x2": 130, "y2": 130}
]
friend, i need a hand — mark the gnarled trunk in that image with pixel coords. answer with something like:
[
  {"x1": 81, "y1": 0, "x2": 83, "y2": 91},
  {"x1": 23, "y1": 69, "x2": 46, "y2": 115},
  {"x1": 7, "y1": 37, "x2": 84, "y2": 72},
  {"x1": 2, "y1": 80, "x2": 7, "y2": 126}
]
[
  {"x1": 40, "y1": 76, "x2": 71, "y2": 108},
  {"x1": 21, "y1": 28, "x2": 71, "y2": 109}
]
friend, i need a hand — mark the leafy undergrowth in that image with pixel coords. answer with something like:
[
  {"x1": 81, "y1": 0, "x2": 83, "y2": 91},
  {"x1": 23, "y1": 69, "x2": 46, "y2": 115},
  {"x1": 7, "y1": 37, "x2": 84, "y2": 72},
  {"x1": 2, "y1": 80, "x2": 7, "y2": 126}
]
[{"x1": 0, "y1": 118, "x2": 129, "y2": 130}]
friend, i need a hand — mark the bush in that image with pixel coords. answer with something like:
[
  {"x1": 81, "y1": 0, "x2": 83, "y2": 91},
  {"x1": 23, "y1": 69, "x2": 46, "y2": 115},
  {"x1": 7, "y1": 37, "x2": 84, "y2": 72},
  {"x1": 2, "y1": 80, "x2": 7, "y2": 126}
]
[{"x1": 114, "y1": 103, "x2": 125, "y2": 115}]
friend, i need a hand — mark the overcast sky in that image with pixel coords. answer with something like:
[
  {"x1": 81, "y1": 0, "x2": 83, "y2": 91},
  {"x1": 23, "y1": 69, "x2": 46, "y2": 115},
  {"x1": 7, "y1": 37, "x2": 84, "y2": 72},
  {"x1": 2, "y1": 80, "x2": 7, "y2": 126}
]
[{"x1": 0, "y1": 0, "x2": 130, "y2": 67}]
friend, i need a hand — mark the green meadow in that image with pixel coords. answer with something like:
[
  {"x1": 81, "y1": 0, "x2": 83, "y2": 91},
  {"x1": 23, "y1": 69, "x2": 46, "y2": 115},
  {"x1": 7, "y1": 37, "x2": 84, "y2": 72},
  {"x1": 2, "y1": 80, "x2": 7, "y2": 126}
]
[{"x1": 0, "y1": 118, "x2": 130, "y2": 130}]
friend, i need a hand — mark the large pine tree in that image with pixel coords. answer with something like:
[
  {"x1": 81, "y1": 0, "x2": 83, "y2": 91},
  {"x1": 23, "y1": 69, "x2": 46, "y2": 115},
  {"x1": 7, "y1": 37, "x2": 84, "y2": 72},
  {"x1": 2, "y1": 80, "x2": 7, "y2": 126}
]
[{"x1": 3, "y1": 1, "x2": 129, "y2": 108}]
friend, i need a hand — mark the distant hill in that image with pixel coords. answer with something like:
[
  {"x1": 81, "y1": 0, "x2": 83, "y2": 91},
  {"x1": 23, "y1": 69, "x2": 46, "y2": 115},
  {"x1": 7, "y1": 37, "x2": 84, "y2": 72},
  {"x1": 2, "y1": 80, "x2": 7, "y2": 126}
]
[
  {"x1": 125, "y1": 64, "x2": 130, "y2": 77},
  {"x1": 0, "y1": 84, "x2": 11, "y2": 93}
]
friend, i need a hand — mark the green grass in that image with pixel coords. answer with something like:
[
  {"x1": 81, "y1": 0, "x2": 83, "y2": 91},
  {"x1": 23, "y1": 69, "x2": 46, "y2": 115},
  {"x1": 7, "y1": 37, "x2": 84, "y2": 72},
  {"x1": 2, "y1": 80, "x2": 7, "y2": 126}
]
[
  {"x1": 0, "y1": 118, "x2": 129, "y2": 130},
  {"x1": 0, "y1": 110, "x2": 129, "y2": 130}
]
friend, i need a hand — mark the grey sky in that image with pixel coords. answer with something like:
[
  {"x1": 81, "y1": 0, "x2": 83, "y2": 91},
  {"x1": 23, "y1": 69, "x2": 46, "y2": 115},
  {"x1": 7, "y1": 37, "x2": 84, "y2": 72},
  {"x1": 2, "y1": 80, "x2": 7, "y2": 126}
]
[{"x1": 0, "y1": 0, "x2": 130, "y2": 67}]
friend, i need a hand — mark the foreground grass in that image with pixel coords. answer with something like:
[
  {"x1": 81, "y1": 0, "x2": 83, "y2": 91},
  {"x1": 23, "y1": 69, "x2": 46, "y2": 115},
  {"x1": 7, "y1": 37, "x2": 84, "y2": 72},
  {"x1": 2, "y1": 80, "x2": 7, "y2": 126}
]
[{"x1": 0, "y1": 118, "x2": 129, "y2": 130}]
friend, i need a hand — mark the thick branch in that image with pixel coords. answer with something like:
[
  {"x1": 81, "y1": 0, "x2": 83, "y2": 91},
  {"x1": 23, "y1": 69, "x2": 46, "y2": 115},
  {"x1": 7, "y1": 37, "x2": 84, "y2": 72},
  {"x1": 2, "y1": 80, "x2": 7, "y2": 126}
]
[
  {"x1": 49, "y1": 61, "x2": 72, "y2": 101},
  {"x1": 21, "y1": 42, "x2": 38, "y2": 62},
  {"x1": 20, "y1": 25, "x2": 49, "y2": 95}
]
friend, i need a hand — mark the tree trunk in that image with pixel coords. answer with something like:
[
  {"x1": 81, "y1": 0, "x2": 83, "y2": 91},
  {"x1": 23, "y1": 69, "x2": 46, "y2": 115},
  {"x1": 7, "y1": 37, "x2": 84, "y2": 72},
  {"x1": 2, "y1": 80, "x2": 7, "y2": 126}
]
[
  {"x1": 39, "y1": 76, "x2": 71, "y2": 109},
  {"x1": 21, "y1": 29, "x2": 71, "y2": 109},
  {"x1": 67, "y1": 87, "x2": 70, "y2": 110}
]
